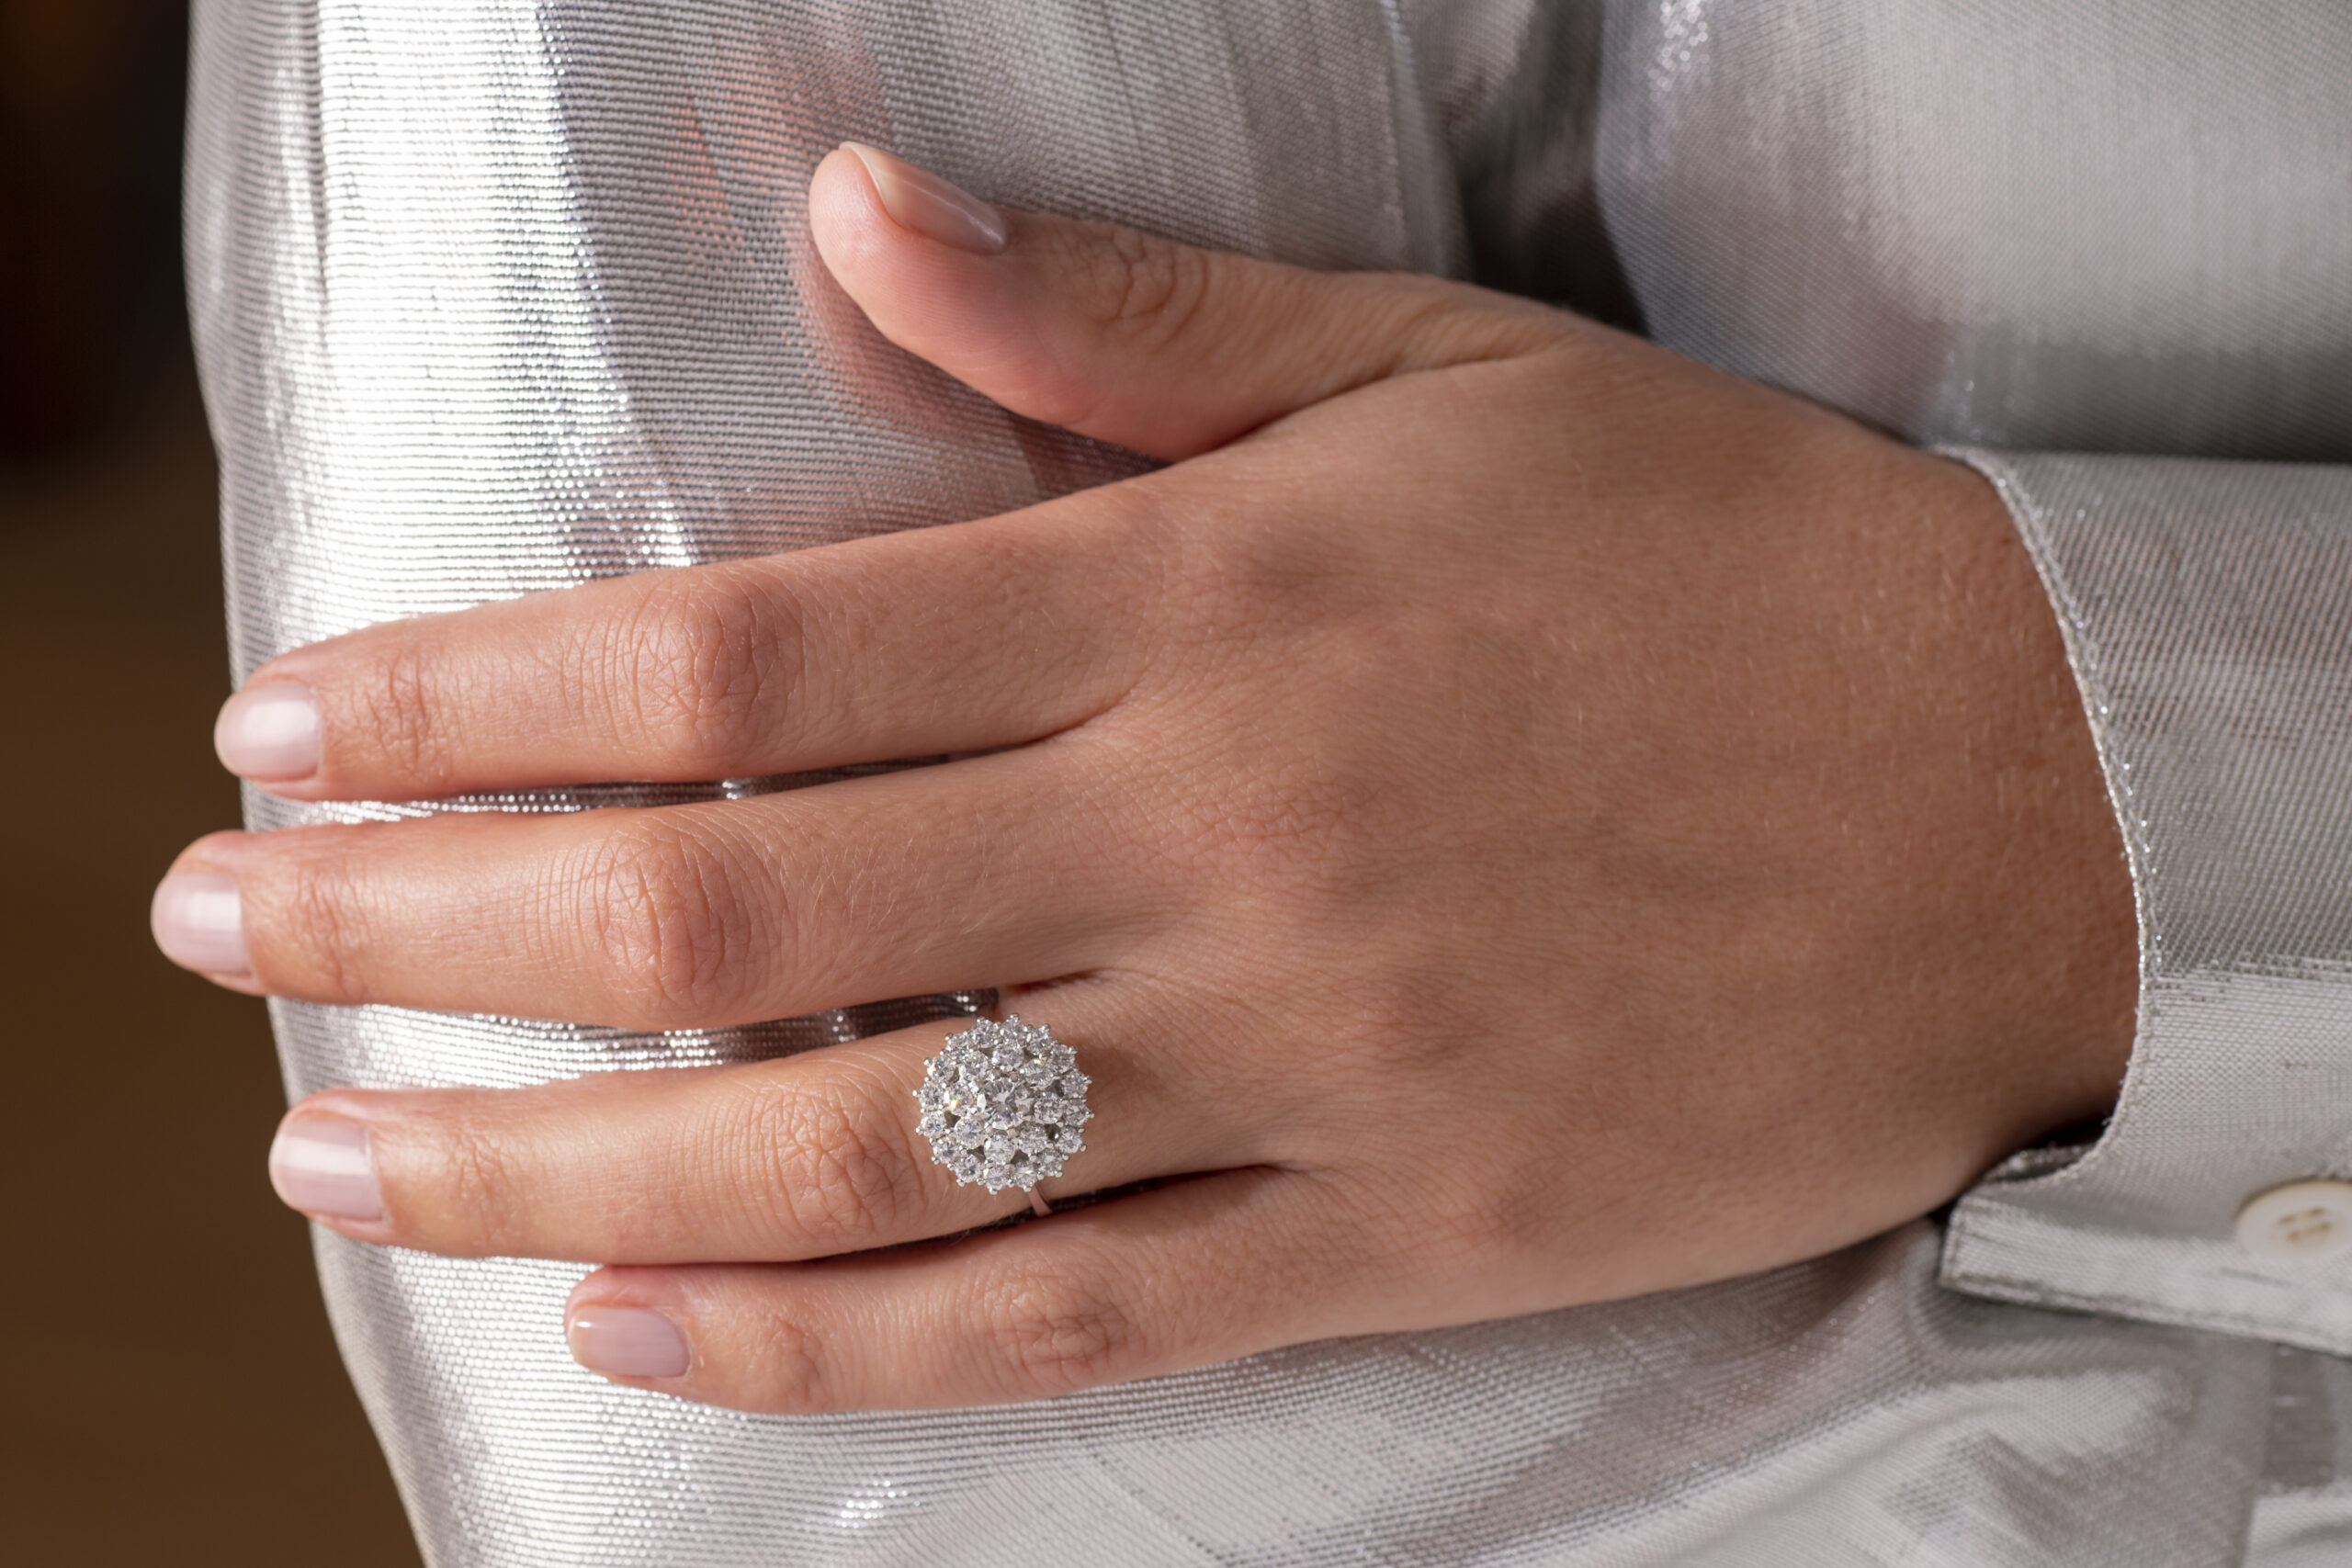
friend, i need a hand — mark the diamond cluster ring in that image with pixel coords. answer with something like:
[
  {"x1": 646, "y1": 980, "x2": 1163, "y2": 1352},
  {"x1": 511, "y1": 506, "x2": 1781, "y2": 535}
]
[{"x1": 915, "y1": 1016, "x2": 1092, "y2": 1209}]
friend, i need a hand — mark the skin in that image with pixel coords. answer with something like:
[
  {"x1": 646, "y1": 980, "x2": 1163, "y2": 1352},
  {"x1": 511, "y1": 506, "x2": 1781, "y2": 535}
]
[{"x1": 158, "y1": 148, "x2": 2137, "y2": 1412}]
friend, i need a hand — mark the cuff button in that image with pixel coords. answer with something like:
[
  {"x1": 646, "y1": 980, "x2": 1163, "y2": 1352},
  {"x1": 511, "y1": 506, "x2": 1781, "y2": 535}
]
[{"x1": 2235, "y1": 1180, "x2": 2352, "y2": 1261}]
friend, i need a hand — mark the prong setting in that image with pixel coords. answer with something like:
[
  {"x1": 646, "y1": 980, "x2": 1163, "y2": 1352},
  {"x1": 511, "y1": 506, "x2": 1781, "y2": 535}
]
[{"x1": 915, "y1": 1016, "x2": 1091, "y2": 1193}]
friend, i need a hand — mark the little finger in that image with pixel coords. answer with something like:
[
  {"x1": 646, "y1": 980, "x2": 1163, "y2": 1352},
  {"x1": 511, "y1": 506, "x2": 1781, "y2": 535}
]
[{"x1": 560, "y1": 1168, "x2": 1385, "y2": 1411}]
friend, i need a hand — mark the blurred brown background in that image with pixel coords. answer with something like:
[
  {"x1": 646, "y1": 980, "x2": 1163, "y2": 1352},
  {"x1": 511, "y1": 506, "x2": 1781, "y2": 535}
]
[{"x1": 1, "y1": 3, "x2": 418, "y2": 1561}]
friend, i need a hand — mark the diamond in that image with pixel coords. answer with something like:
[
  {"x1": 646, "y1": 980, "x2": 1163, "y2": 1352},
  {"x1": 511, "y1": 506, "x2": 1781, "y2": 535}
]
[{"x1": 911, "y1": 1015, "x2": 1091, "y2": 1193}]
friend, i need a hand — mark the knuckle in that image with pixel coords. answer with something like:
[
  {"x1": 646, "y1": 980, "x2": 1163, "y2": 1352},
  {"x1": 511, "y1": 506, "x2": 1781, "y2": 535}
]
[
  {"x1": 603, "y1": 570, "x2": 800, "y2": 777},
  {"x1": 420, "y1": 1117, "x2": 525, "y2": 1253},
  {"x1": 737, "y1": 1314, "x2": 830, "y2": 1414},
  {"x1": 723, "y1": 1077, "x2": 923, "y2": 1254},
  {"x1": 354, "y1": 641, "x2": 453, "y2": 783},
  {"x1": 367, "y1": 1100, "x2": 524, "y2": 1255},
  {"x1": 579, "y1": 816, "x2": 766, "y2": 1024},
  {"x1": 269, "y1": 834, "x2": 378, "y2": 1002},
  {"x1": 1236, "y1": 762, "x2": 1357, "y2": 865},
  {"x1": 1458, "y1": 1176, "x2": 1563, "y2": 1262},
  {"x1": 1426, "y1": 1151, "x2": 1570, "y2": 1271},
  {"x1": 978, "y1": 1263, "x2": 1142, "y2": 1398},
  {"x1": 1081, "y1": 226, "x2": 1219, "y2": 353},
  {"x1": 1144, "y1": 739, "x2": 1355, "y2": 897},
  {"x1": 1325, "y1": 974, "x2": 1461, "y2": 1073}
]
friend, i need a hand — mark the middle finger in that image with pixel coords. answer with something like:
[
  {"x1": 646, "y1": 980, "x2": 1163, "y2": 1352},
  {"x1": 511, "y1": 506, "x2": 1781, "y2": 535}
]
[{"x1": 161, "y1": 747, "x2": 1154, "y2": 1030}]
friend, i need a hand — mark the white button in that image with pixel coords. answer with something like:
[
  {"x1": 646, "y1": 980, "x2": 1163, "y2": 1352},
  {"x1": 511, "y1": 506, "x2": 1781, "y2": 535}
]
[{"x1": 2235, "y1": 1180, "x2": 2352, "y2": 1261}]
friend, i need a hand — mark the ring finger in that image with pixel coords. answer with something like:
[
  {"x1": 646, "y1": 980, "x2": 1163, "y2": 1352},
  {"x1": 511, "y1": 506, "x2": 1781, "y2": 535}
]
[{"x1": 268, "y1": 991, "x2": 1285, "y2": 1269}]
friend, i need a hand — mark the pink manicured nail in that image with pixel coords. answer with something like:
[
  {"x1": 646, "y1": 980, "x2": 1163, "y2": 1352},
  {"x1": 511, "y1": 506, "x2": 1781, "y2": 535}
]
[
  {"x1": 842, "y1": 142, "x2": 1008, "y2": 255},
  {"x1": 215, "y1": 679, "x2": 321, "y2": 781},
  {"x1": 151, "y1": 872, "x2": 250, "y2": 976},
  {"x1": 569, "y1": 1305, "x2": 691, "y2": 1379},
  {"x1": 268, "y1": 1113, "x2": 382, "y2": 1222}
]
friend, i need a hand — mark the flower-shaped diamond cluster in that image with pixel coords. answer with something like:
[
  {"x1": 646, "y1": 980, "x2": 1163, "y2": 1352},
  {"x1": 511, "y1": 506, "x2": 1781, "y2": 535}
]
[{"x1": 915, "y1": 1016, "x2": 1092, "y2": 1193}]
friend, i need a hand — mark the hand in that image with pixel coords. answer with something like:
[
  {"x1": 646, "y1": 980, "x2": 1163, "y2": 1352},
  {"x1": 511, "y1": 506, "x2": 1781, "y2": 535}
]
[{"x1": 153, "y1": 144, "x2": 2136, "y2": 1411}]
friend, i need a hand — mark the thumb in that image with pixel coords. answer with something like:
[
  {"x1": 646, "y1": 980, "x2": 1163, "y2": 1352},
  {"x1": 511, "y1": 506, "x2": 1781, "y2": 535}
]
[{"x1": 807, "y1": 143, "x2": 1572, "y2": 461}]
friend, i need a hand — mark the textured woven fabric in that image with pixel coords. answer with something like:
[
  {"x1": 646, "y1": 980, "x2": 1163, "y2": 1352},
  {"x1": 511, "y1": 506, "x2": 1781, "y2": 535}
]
[
  {"x1": 185, "y1": 0, "x2": 2352, "y2": 1562},
  {"x1": 1942, "y1": 455, "x2": 2352, "y2": 1349}
]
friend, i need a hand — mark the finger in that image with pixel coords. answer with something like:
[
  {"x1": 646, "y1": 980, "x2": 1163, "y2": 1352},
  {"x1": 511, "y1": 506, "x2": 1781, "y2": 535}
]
[
  {"x1": 157, "y1": 749, "x2": 1148, "y2": 1031},
  {"x1": 560, "y1": 1168, "x2": 1395, "y2": 1411},
  {"x1": 215, "y1": 150, "x2": 1568, "y2": 807},
  {"x1": 809, "y1": 142, "x2": 1577, "y2": 461},
  {"x1": 266, "y1": 1007, "x2": 1246, "y2": 1269},
  {"x1": 216, "y1": 497, "x2": 1164, "y2": 800}
]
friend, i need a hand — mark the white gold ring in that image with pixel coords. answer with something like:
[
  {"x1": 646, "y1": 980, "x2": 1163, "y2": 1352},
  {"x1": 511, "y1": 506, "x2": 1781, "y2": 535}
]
[{"x1": 915, "y1": 1016, "x2": 1092, "y2": 1209}]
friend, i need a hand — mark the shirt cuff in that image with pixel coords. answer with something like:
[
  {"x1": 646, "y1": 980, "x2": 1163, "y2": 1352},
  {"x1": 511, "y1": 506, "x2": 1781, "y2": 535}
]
[{"x1": 1939, "y1": 449, "x2": 2352, "y2": 1354}]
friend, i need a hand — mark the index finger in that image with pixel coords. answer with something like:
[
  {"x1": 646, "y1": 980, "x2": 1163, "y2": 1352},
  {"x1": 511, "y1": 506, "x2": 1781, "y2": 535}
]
[{"x1": 216, "y1": 494, "x2": 1162, "y2": 801}]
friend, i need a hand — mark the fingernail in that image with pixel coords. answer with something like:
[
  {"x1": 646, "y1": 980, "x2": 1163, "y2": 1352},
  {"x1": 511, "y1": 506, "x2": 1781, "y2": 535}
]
[
  {"x1": 842, "y1": 142, "x2": 1008, "y2": 255},
  {"x1": 151, "y1": 872, "x2": 250, "y2": 976},
  {"x1": 215, "y1": 679, "x2": 321, "y2": 781},
  {"x1": 568, "y1": 1305, "x2": 692, "y2": 1379},
  {"x1": 268, "y1": 1113, "x2": 382, "y2": 1222}
]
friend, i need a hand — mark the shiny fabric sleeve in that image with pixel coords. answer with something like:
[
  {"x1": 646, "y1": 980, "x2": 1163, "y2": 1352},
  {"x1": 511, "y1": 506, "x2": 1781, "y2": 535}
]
[
  {"x1": 1939, "y1": 452, "x2": 2352, "y2": 1358},
  {"x1": 1467, "y1": 0, "x2": 2352, "y2": 1361},
  {"x1": 183, "y1": 0, "x2": 2352, "y2": 1559}
]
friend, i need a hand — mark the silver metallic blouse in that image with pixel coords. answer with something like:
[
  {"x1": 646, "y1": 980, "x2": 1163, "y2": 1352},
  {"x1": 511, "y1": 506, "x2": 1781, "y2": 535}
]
[{"x1": 187, "y1": 1, "x2": 2352, "y2": 1562}]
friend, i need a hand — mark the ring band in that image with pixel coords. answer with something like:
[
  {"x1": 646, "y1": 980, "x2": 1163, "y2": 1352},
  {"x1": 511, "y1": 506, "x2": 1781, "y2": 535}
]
[{"x1": 915, "y1": 1015, "x2": 1092, "y2": 1194}]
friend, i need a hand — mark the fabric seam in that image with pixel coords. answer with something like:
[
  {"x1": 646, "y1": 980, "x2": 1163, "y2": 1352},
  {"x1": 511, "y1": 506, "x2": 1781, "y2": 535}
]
[
  {"x1": 1939, "y1": 449, "x2": 2163, "y2": 1199},
  {"x1": 1932, "y1": 1244, "x2": 2352, "y2": 1358}
]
